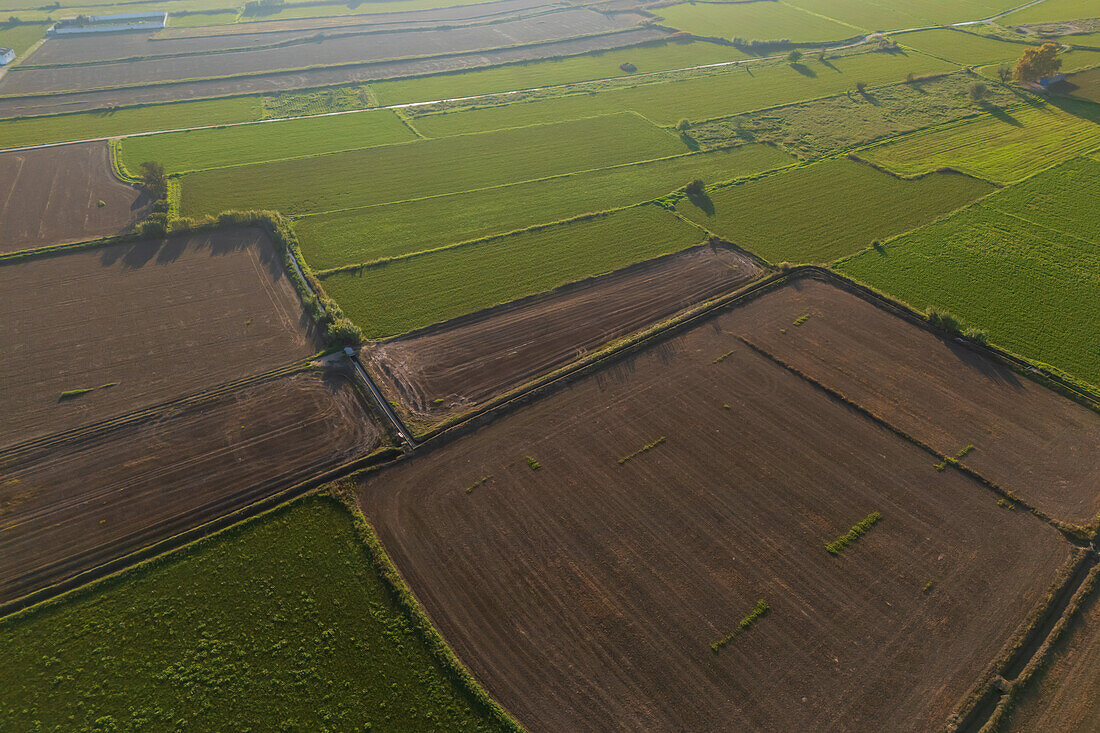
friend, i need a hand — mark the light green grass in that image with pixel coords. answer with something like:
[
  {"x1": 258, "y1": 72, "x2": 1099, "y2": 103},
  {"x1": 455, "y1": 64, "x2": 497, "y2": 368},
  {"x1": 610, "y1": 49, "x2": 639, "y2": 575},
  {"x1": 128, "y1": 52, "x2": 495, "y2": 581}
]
[
  {"x1": 789, "y1": 0, "x2": 1022, "y2": 31},
  {"x1": 896, "y1": 29, "x2": 1031, "y2": 65},
  {"x1": 321, "y1": 206, "x2": 704, "y2": 338},
  {"x1": 0, "y1": 97, "x2": 261, "y2": 150},
  {"x1": 675, "y1": 158, "x2": 993, "y2": 263},
  {"x1": 838, "y1": 157, "x2": 1100, "y2": 388},
  {"x1": 166, "y1": 11, "x2": 240, "y2": 27},
  {"x1": 657, "y1": 1, "x2": 859, "y2": 42},
  {"x1": 860, "y1": 100, "x2": 1100, "y2": 182},
  {"x1": 1066, "y1": 65, "x2": 1100, "y2": 102},
  {"x1": 180, "y1": 112, "x2": 688, "y2": 217},
  {"x1": 297, "y1": 143, "x2": 794, "y2": 270},
  {"x1": 0, "y1": 22, "x2": 48, "y2": 57},
  {"x1": 1003, "y1": 0, "x2": 1100, "y2": 24},
  {"x1": 372, "y1": 39, "x2": 749, "y2": 107},
  {"x1": 410, "y1": 49, "x2": 957, "y2": 136},
  {"x1": 118, "y1": 109, "x2": 416, "y2": 174},
  {"x1": 0, "y1": 498, "x2": 511, "y2": 732},
  {"x1": 243, "y1": 0, "x2": 501, "y2": 20}
]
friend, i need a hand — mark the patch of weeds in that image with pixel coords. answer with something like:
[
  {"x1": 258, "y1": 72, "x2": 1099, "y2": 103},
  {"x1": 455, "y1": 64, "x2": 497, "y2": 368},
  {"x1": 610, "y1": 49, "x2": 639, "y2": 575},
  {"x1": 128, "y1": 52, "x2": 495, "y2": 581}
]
[
  {"x1": 711, "y1": 598, "x2": 770, "y2": 653},
  {"x1": 618, "y1": 436, "x2": 666, "y2": 465},
  {"x1": 58, "y1": 388, "x2": 95, "y2": 401},
  {"x1": 723, "y1": 403, "x2": 731, "y2": 410},
  {"x1": 825, "y1": 511, "x2": 882, "y2": 556},
  {"x1": 934, "y1": 444, "x2": 975, "y2": 472},
  {"x1": 713, "y1": 350, "x2": 736, "y2": 364},
  {"x1": 922, "y1": 580, "x2": 936, "y2": 594},
  {"x1": 96, "y1": 200, "x2": 106, "y2": 208},
  {"x1": 432, "y1": 397, "x2": 447, "y2": 405},
  {"x1": 464, "y1": 476, "x2": 491, "y2": 495},
  {"x1": 793, "y1": 313, "x2": 811, "y2": 326},
  {"x1": 525, "y1": 456, "x2": 541, "y2": 471},
  {"x1": 998, "y1": 497, "x2": 1016, "y2": 510}
]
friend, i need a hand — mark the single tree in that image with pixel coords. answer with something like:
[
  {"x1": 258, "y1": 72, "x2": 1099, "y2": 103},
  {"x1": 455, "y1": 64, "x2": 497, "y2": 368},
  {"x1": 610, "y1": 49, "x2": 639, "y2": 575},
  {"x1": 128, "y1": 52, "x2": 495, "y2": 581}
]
[
  {"x1": 997, "y1": 64, "x2": 1012, "y2": 84},
  {"x1": 139, "y1": 161, "x2": 168, "y2": 202},
  {"x1": 787, "y1": 49, "x2": 802, "y2": 63},
  {"x1": 968, "y1": 82, "x2": 988, "y2": 101},
  {"x1": 1013, "y1": 43, "x2": 1061, "y2": 83}
]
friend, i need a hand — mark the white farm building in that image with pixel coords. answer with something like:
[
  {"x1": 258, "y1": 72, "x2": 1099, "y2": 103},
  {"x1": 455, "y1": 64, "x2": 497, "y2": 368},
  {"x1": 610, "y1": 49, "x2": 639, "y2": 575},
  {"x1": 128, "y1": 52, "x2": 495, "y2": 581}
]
[{"x1": 0, "y1": 48, "x2": 15, "y2": 65}]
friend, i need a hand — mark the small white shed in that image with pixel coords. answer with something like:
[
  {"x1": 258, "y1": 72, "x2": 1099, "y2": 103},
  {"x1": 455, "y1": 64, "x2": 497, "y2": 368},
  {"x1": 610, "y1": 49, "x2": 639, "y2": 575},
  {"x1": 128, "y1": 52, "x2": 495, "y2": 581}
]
[{"x1": 0, "y1": 48, "x2": 15, "y2": 65}]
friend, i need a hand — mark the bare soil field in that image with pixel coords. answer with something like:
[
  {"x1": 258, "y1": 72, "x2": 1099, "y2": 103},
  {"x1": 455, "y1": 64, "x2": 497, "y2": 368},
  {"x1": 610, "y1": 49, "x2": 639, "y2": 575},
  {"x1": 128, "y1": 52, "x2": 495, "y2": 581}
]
[
  {"x1": 0, "y1": 226, "x2": 321, "y2": 449},
  {"x1": 1004, "y1": 577, "x2": 1100, "y2": 731},
  {"x1": 719, "y1": 277, "x2": 1100, "y2": 525},
  {"x1": 0, "y1": 369, "x2": 382, "y2": 606},
  {"x1": 0, "y1": 142, "x2": 147, "y2": 252},
  {"x1": 0, "y1": 8, "x2": 643, "y2": 95},
  {"x1": 359, "y1": 295, "x2": 1072, "y2": 731},
  {"x1": 0, "y1": 26, "x2": 666, "y2": 119},
  {"x1": 368, "y1": 242, "x2": 760, "y2": 422}
]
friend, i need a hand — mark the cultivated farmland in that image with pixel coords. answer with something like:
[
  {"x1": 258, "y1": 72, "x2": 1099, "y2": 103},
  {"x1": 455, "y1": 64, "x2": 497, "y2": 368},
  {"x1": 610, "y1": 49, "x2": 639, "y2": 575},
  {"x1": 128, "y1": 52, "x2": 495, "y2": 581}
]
[
  {"x1": 788, "y1": 0, "x2": 1023, "y2": 29},
  {"x1": 320, "y1": 206, "x2": 705, "y2": 338},
  {"x1": 359, "y1": 277, "x2": 1073, "y2": 731},
  {"x1": 656, "y1": 1, "x2": 859, "y2": 42},
  {"x1": 896, "y1": 28, "x2": 1033, "y2": 65},
  {"x1": 179, "y1": 113, "x2": 687, "y2": 217},
  {"x1": 839, "y1": 156, "x2": 1100, "y2": 390},
  {"x1": 859, "y1": 100, "x2": 1100, "y2": 182},
  {"x1": 0, "y1": 369, "x2": 382, "y2": 605},
  {"x1": 675, "y1": 158, "x2": 994, "y2": 264},
  {"x1": 0, "y1": 142, "x2": 148, "y2": 252},
  {"x1": 0, "y1": 226, "x2": 320, "y2": 447},
  {"x1": 0, "y1": 498, "x2": 512, "y2": 731},
  {"x1": 296, "y1": 144, "x2": 794, "y2": 270},
  {"x1": 367, "y1": 242, "x2": 761, "y2": 421}
]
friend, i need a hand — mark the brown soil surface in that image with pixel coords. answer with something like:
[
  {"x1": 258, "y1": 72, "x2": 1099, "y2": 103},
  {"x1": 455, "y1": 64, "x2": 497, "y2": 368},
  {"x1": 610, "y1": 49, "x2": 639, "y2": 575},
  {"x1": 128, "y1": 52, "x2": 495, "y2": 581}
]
[
  {"x1": 0, "y1": 142, "x2": 147, "y2": 251},
  {"x1": 0, "y1": 369, "x2": 382, "y2": 605},
  {"x1": 720, "y1": 277, "x2": 1100, "y2": 525},
  {"x1": 1003, "y1": 573, "x2": 1100, "y2": 732},
  {"x1": 0, "y1": 26, "x2": 666, "y2": 119},
  {"x1": 367, "y1": 242, "x2": 760, "y2": 421},
  {"x1": 0, "y1": 9, "x2": 641, "y2": 96},
  {"x1": 359, "y1": 282, "x2": 1071, "y2": 731},
  {"x1": 0, "y1": 226, "x2": 321, "y2": 449}
]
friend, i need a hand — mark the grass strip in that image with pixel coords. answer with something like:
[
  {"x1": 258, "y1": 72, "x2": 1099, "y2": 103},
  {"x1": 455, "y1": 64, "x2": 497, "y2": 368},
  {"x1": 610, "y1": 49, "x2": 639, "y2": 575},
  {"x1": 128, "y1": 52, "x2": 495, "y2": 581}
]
[
  {"x1": 825, "y1": 511, "x2": 882, "y2": 555},
  {"x1": 711, "y1": 598, "x2": 770, "y2": 653},
  {"x1": 618, "y1": 436, "x2": 666, "y2": 465},
  {"x1": 934, "y1": 444, "x2": 975, "y2": 472}
]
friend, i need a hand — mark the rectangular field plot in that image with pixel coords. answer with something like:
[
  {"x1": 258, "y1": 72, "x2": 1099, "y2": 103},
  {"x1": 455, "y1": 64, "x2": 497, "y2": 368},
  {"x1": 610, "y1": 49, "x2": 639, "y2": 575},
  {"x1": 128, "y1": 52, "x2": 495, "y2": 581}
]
[
  {"x1": 675, "y1": 159, "x2": 993, "y2": 264},
  {"x1": 296, "y1": 144, "x2": 795, "y2": 270},
  {"x1": 0, "y1": 142, "x2": 149, "y2": 252},
  {"x1": 896, "y1": 29, "x2": 1032, "y2": 66},
  {"x1": 788, "y1": 0, "x2": 1022, "y2": 30},
  {"x1": 359, "y1": 280, "x2": 1072, "y2": 731},
  {"x1": 179, "y1": 113, "x2": 687, "y2": 217},
  {"x1": 368, "y1": 242, "x2": 761, "y2": 421},
  {"x1": 0, "y1": 226, "x2": 320, "y2": 448},
  {"x1": 1003, "y1": 0, "x2": 1100, "y2": 24},
  {"x1": 409, "y1": 49, "x2": 957, "y2": 136},
  {"x1": 117, "y1": 109, "x2": 418, "y2": 174},
  {"x1": 0, "y1": 499, "x2": 508, "y2": 731},
  {"x1": 320, "y1": 205, "x2": 704, "y2": 338},
  {"x1": 859, "y1": 101, "x2": 1100, "y2": 183},
  {"x1": 0, "y1": 369, "x2": 383, "y2": 606},
  {"x1": 655, "y1": 1, "x2": 859, "y2": 42},
  {"x1": 724, "y1": 277, "x2": 1100, "y2": 525},
  {"x1": 839, "y1": 156, "x2": 1100, "y2": 395}
]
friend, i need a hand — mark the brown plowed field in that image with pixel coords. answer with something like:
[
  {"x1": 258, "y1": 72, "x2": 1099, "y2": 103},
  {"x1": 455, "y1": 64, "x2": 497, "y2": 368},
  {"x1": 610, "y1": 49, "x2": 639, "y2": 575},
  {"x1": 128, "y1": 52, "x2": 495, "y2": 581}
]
[
  {"x1": 719, "y1": 278, "x2": 1100, "y2": 525},
  {"x1": 0, "y1": 27, "x2": 666, "y2": 119},
  {"x1": 359, "y1": 284, "x2": 1072, "y2": 731},
  {"x1": 1003, "y1": 573, "x2": 1100, "y2": 731},
  {"x1": 368, "y1": 242, "x2": 760, "y2": 420},
  {"x1": 0, "y1": 8, "x2": 641, "y2": 95},
  {"x1": 0, "y1": 226, "x2": 320, "y2": 449},
  {"x1": 0, "y1": 369, "x2": 382, "y2": 605},
  {"x1": 0, "y1": 142, "x2": 147, "y2": 252}
]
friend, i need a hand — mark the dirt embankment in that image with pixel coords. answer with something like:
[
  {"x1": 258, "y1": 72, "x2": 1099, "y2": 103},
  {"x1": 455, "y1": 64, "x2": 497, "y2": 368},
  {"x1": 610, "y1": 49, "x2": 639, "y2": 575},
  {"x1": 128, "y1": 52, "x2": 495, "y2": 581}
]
[
  {"x1": 0, "y1": 142, "x2": 148, "y2": 251},
  {"x1": 359, "y1": 280, "x2": 1072, "y2": 731},
  {"x1": 0, "y1": 369, "x2": 382, "y2": 607},
  {"x1": 368, "y1": 242, "x2": 761, "y2": 421}
]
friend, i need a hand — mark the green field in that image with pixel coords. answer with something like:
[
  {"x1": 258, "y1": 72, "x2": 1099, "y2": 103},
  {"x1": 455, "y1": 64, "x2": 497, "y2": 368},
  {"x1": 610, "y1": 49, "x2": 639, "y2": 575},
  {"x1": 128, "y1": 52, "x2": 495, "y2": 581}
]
[
  {"x1": 297, "y1": 144, "x2": 794, "y2": 270},
  {"x1": 409, "y1": 49, "x2": 957, "y2": 136},
  {"x1": 0, "y1": 22, "x2": 48, "y2": 57},
  {"x1": 118, "y1": 109, "x2": 416, "y2": 174},
  {"x1": 320, "y1": 206, "x2": 704, "y2": 338},
  {"x1": 1067, "y1": 66, "x2": 1100, "y2": 102},
  {"x1": 1003, "y1": 0, "x2": 1100, "y2": 24},
  {"x1": 165, "y1": 11, "x2": 240, "y2": 27},
  {"x1": 860, "y1": 101, "x2": 1100, "y2": 182},
  {"x1": 789, "y1": 0, "x2": 1023, "y2": 31},
  {"x1": 372, "y1": 39, "x2": 749, "y2": 107},
  {"x1": 180, "y1": 113, "x2": 687, "y2": 217},
  {"x1": 0, "y1": 97, "x2": 261, "y2": 150},
  {"x1": 675, "y1": 158, "x2": 993, "y2": 264},
  {"x1": 0, "y1": 498, "x2": 511, "y2": 732},
  {"x1": 895, "y1": 29, "x2": 1030, "y2": 66},
  {"x1": 839, "y1": 157, "x2": 1100, "y2": 387},
  {"x1": 656, "y1": 1, "x2": 859, "y2": 42}
]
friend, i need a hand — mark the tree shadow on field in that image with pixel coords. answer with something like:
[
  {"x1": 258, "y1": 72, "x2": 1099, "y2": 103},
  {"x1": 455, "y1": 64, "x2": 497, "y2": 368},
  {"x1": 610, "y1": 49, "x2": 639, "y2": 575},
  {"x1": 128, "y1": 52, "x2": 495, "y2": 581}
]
[
  {"x1": 686, "y1": 188, "x2": 715, "y2": 216},
  {"x1": 790, "y1": 62, "x2": 816, "y2": 78},
  {"x1": 943, "y1": 337, "x2": 1024, "y2": 389},
  {"x1": 979, "y1": 101, "x2": 1023, "y2": 126}
]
